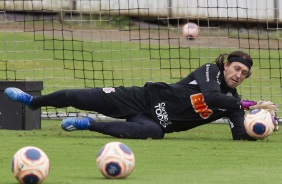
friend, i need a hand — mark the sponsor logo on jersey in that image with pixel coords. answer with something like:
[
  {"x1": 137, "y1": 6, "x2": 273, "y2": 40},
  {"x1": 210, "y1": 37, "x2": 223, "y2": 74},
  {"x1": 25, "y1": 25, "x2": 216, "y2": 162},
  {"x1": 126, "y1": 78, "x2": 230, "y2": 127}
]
[
  {"x1": 189, "y1": 80, "x2": 198, "y2": 85},
  {"x1": 102, "y1": 87, "x2": 115, "y2": 93},
  {"x1": 154, "y1": 102, "x2": 172, "y2": 128},
  {"x1": 226, "y1": 92, "x2": 232, "y2": 97},
  {"x1": 216, "y1": 71, "x2": 221, "y2": 84},
  {"x1": 218, "y1": 108, "x2": 226, "y2": 111},
  {"x1": 205, "y1": 64, "x2": 210, "y2": 82},
  {"x1": 190, "y1": 93, "x2": 213, "y2": 119}
]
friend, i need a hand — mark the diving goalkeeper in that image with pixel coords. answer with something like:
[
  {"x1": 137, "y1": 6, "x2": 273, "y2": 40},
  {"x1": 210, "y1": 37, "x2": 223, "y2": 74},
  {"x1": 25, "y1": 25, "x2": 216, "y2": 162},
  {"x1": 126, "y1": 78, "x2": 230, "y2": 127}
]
[{"x1": 4, "y1": 51, "x2": 279, "y2": 140}]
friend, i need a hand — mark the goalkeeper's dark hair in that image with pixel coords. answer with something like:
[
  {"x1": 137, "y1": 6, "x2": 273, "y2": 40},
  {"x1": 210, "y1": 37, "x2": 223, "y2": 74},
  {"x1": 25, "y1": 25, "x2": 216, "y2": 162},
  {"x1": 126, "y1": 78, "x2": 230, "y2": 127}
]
[{"x1": 214, "y1": 51, "x2": 253, "y2": 78}]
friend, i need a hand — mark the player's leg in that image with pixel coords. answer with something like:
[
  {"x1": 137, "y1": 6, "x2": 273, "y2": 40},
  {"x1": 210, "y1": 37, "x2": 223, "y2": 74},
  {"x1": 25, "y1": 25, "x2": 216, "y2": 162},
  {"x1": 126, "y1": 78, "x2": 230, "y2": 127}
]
[
  {"x1": 31, "y1": 88, "x2": 111, "y2": 113},
  {"x1": 61, "y1": 114, "x2": 164, "y2": 139},
  {"x1": 91, "y1": 114, "x2": 164, "y2": 139},
  {"x1": 4, "y1": 87, "x2": 110, "y2": 114}
]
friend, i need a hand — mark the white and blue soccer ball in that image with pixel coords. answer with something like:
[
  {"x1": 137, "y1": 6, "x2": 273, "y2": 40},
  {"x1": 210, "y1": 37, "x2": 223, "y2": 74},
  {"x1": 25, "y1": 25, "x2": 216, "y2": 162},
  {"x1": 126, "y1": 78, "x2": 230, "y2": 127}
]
[
  {"x1": 96, "y1": 142, "x2": 135, "y2": 179},
  {"x1": 244, "y1": 109, "x2": 275, "y2": 139},
  {"x1": 12, "y1": 146, "x2": 50, "y2": 184}
]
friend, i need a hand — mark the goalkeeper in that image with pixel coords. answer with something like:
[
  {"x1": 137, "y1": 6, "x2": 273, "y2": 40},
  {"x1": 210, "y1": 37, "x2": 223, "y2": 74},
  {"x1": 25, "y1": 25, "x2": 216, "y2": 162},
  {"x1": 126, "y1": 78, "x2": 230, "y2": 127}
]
[{"x1": 4, "y1": 51, "x2": 278, "y2": 140}]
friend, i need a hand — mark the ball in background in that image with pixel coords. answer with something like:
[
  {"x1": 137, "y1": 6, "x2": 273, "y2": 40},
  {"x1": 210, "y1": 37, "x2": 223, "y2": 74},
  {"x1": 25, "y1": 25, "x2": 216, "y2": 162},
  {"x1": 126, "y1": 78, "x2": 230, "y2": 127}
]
[
  {"x1": 12, "y1": 146, "x2": 50, "y2": 184},
  {"x1": 96, "y1": 142, "x2": 135, "y2": 179},
  {"x1": 182, "y1": 22, "x2": 199, "y2": 39},
  {"x1": 244, "y1": 109, "x2": 275, "y2": 139}
]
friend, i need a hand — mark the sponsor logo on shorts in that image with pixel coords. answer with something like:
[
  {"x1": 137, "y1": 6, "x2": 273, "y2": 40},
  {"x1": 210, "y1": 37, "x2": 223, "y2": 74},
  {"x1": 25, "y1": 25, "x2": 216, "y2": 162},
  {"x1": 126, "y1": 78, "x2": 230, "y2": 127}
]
[
  {"x1": 102, "y1": 87, "x2": 115, "y2": 93},
  {"x1": 154, "y1": 102, "x2": 172, "y2": 128}
]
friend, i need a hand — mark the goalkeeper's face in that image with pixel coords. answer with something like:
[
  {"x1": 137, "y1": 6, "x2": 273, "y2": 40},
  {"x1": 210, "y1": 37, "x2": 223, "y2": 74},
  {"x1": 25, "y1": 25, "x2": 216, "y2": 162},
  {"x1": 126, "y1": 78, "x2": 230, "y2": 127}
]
[{"x1": 224, "y1": 62, "x2": 250, "y2": 89}]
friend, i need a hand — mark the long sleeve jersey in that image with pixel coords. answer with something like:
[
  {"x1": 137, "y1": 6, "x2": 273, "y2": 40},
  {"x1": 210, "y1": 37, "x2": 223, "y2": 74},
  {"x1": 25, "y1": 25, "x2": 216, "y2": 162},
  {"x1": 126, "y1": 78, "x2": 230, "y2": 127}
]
[{"x1": 145, "y1": 63, "x2": 254, "y2": 140}]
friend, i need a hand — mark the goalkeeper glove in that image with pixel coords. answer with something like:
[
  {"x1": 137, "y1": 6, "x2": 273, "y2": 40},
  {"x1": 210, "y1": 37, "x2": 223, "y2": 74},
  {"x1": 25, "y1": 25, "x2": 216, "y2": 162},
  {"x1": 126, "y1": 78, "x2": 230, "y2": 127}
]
[
  {"x1": 241, "y1": 100, "x2": 257, "y2": 110},
  {"x1": 249, "y1": 100, "x2": 279, "y2": 111}
]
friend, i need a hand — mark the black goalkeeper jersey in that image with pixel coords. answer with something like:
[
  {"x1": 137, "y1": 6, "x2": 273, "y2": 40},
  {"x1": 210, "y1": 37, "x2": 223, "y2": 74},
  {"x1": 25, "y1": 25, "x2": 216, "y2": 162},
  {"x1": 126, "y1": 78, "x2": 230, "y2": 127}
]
[
  {"x1": 145, "y1": 63, "x2": 247, "y2": 136},
  {"x1": 100, "y1": 63, "x2": 252, "y2": 140}
]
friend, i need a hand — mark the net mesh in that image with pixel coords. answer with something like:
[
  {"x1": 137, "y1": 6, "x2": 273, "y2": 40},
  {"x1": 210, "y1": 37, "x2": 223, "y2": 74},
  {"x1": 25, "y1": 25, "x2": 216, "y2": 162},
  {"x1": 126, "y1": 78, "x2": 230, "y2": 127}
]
[{"x1": 0, "y1": 0, "x2": 281, "y2": 119}]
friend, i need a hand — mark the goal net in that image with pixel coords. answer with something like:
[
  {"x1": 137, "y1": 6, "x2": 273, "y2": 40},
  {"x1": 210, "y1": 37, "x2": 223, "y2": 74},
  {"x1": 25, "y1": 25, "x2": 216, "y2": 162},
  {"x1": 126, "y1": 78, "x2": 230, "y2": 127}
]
[{"x1": 0, "y1": 0, "x2": 281, "y2": 120}]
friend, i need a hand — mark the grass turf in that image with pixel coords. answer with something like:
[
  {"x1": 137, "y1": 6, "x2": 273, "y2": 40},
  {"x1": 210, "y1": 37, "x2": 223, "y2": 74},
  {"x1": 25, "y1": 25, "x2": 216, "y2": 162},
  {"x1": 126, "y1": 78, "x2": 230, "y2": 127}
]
[{"x1": 1, "y1": 120, "x2": 282, "y2": 184}]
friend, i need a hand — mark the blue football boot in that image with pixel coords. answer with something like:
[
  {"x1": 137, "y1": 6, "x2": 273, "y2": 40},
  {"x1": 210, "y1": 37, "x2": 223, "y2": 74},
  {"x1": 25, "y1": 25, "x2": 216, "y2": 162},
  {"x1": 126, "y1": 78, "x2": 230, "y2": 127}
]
[
  {"x1": 4, "y1": 87, "x2": 34, "y2": 108},
  {"x1": 61, "y1": 117, "x2": 93, "y2": 131}
]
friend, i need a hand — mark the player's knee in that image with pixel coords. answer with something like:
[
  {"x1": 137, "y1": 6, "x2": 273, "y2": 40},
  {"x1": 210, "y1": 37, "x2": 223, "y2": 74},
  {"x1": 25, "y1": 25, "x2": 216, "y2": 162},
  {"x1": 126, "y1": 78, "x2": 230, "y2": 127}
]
[{"x1": 146, "y1": 125, "x2": 164, "y2": 139}]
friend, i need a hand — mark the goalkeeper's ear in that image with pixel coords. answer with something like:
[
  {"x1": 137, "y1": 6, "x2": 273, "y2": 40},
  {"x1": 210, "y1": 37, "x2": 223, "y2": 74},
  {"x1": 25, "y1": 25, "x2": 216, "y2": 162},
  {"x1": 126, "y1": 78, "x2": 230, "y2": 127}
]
[{"x1": 246, "y1": 71, "x2": 252, "y2": 78}]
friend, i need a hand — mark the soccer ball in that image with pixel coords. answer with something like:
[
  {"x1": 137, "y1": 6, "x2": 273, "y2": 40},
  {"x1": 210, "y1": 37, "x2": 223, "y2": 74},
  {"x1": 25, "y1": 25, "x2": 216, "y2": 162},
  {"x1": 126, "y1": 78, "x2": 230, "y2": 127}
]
[
  {"x1": 96, "y1": 142, "x2": 135, "y2": 179},
  {"x1": 182, "y1": 22, "x2": 199, "y2": 39},
  {"x1": 12, "y1": 146, "x2": 50, "y2": 184},
  {"x1": 244, "y1": 109, "x2": 275, "y2": 139}
]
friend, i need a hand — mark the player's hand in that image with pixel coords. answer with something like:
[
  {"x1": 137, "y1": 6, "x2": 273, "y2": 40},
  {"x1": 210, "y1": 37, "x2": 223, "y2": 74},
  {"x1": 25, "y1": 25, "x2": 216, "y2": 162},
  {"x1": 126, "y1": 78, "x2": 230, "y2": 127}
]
[{"x1": 249, "y1": 100, "x2": 279, "y2": 111}]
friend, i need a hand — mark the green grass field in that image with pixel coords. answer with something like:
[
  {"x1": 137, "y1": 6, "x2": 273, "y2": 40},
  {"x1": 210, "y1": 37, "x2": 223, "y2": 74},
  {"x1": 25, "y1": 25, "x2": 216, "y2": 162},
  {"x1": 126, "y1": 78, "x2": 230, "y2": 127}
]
[{"x1": 1, "y1": 120, "x2": 282, "y2": 184}]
